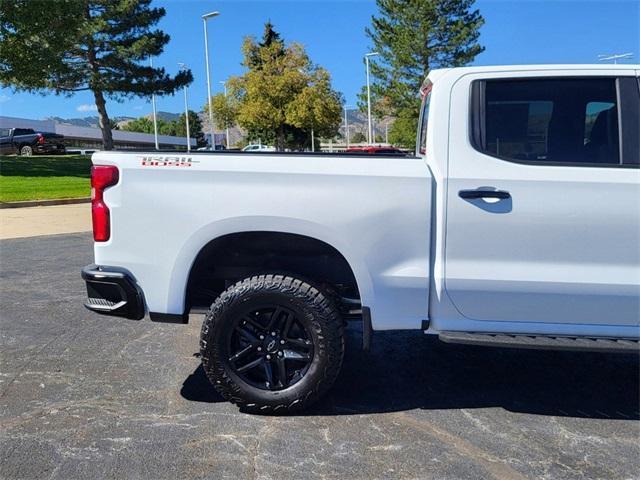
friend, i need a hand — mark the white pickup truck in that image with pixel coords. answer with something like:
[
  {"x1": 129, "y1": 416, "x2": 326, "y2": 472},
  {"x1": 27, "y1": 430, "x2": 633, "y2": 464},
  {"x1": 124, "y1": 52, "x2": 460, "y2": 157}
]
[{"x1": 83, "y1": 65, "x2": 640, "y2": 412}]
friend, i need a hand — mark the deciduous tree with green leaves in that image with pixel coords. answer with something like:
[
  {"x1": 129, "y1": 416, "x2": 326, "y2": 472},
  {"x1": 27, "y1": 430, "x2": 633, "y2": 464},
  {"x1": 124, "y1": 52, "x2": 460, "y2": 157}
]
[
  {"x1": 0, "y1": 0, "x2": 192, "y2": 150},
  {"x1": 363, "y1": 0, "x2": 484, "y2": 148},
  {"x1": 206, "y1": 23, "x2": 343, "y2": 151}
]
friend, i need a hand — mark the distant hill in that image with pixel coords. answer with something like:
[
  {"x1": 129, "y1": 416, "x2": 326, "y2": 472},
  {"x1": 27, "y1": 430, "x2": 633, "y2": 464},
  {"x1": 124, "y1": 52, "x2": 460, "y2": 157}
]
[
  {"x1": 45, "y1": 115, "x2": 135, "y2": 128},
  {"x1": 45, "y1": 111, "x2": 181, "y2": 129}
]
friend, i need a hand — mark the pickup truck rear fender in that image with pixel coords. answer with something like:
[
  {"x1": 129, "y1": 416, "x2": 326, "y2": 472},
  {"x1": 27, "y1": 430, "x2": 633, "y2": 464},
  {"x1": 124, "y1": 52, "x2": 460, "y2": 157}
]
[
  {"x1": 167, "y1": 215, "x2": 429, "y2": 330},
  {"x1": 170, "y1": 217, "x2": 373, "y2": 316}
]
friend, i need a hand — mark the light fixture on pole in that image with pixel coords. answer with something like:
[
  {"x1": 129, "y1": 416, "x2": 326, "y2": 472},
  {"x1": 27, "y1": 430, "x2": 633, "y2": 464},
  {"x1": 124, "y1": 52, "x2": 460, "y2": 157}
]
[
  {"x1": 364, "y1": 52, "x2": 379, "y2": 145},
  {"x1": 149, "y1": 57, "x2": 159, "y2": 150},
  {"x1": 219, "y1": 80, "x2": 230, "y2": 148},
  {"x1": 597, "y1": 52, "x2": 633, "y2": 64},
  {"x1": 178, "y1": 63, "x2": 191, "y2": 152},
  {"x1": 202, "y1": 11, "x2": 220, "y2": 149}
]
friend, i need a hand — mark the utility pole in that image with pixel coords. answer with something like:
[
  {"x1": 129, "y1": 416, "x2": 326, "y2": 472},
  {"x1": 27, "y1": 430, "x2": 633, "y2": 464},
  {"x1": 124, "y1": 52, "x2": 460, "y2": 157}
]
[
  {"x1": 179, "y1": 63, "x2": 191, "y2": 152},
  {"x1": 365, "y1": 51, "x2": 379, "y2": 145},
  {"x1": 149, "y1": 57, "x2": 159, "y2": 150},
  {"x1": 344, "y1": 105, "x2": 351, "y2": 148},
  {"x1": 220, "y1": 80, "x2": 230, "y2": 148},
  {"x1": 202, "y1": 11, "x2": 220, "y2": 148}
]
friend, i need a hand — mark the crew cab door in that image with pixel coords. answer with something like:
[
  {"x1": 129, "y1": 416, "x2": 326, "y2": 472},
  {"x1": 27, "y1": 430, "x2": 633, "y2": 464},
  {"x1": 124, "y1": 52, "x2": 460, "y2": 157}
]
[
  {"x1": 0, "y1": 129, "x2": 13, "y2": 154},
  {"x1": 444, "y1": 71, "x2": 640, "y2": 327}
]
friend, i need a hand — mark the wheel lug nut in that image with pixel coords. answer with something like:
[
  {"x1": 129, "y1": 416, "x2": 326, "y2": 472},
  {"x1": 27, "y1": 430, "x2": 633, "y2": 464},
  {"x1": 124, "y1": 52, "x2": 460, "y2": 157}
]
[
  {"x1": 271, "y1": 332, "x2": 276, "y2": 336},
  {"x1": 266, "y1": 354, "x2": 271, "y2": 360},
  {"x1": 280, "y1": 339, "x2": 285, "y2": 344},
  {"x1": 278, "y1": 351, "x2": 283, "y2": 357},
  {"x1": 259, "y1": 335, "x2": 264, "y2": 340},
  {"x1": 257, "y1": 347, "x2": 262, "y2": 351}
]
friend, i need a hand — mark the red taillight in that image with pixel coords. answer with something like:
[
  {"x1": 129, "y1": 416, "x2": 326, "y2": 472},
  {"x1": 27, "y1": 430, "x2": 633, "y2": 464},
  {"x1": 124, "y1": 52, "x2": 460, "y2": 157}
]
[
  {"x1": 37, "y1": 134, "x2": 45, "y2": 144},
  {"x1": 91, "y1": 165, "x2": 119, "y2": 242}
]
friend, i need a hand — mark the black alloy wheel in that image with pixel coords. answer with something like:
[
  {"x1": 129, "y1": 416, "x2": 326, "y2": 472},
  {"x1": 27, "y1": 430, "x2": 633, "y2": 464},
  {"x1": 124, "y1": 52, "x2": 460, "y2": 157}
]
[
  {"x1": 226, "y1": 305, "x2": 314, "y2": 391},
  {"x1": 200, "y1": 274, "x2": 345, "y2": 413}
]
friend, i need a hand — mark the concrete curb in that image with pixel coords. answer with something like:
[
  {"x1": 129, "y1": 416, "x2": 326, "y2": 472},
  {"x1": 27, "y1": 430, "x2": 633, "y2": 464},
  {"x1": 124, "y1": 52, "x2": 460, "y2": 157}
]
[{"x1": 0, "y1": 197, "x2": 91, "y2": 209}]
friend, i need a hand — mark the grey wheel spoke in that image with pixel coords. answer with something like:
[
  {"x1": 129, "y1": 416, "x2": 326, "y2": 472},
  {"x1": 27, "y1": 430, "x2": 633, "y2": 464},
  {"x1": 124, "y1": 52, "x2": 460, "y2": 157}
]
[
  {"x1": 282, "y1": 314, "x2": 294, "y2": 338},
  {"x1": 263, "y1": 361, "x2": 274, "y2": 389},
  {"x1": 286, "y1": 338, "x2": 312, "y2": 350},
  {"x1": 276, "y1": 357, "x2": 287, "y2": 387},
  {"x1": 235, "y1": 325, "x2": 258, "y2": 343},
  {"x1": 266, "y1": 306, "x2": 284, "y2": 331},
  {"x1": 236, "y1": 356, "x2": 263, "y2": 373},
  {"x1": 242, "y1": 315, "x2": 265, "y2": 332},
  {"x1": 283, "y1": 349, "x2": 311, "y2": 361},
  {"x1": 228, "y1": 343, "x2": 255, "y2": 362}
]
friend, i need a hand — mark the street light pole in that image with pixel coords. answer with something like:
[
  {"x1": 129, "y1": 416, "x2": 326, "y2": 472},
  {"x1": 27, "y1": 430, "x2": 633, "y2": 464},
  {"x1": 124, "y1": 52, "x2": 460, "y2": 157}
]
[
  {"x1": 220, "y1": 80, "x2": 230, "y2": 148},
  {"x1": 202, "y1": 11, "x2": 220, "y2": 149},
  {"x1": 343, "y1": 105, "x2": 351, "y2": 148},
  {"x1": 149, "y1": 57, "x2": 159, "y2": 150},
  {"x1": 364, "y1": 52, "x2": 379, "y2": 145},
  {"x1": 178, "y1": 63, "x2": 191, "y2": 152}
]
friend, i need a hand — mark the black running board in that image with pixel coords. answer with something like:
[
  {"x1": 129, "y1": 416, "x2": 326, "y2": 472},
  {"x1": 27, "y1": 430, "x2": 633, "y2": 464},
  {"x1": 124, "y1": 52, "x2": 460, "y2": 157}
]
[{"x1": 438, "y1": 331, "x2": 639, "y2": 353}]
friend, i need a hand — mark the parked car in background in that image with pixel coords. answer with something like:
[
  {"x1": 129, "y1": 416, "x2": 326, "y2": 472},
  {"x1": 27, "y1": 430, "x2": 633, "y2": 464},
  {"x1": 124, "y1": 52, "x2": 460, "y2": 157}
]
[
  {"x1": 346, "y1": 146, "x2": 405, "y2": 154},
  {"x1": 242, "y1": 144, "x2": 276, "y2": 152},
  {"x1": 197, "y1": 145, "x2": 226, "y2": 151},
  {"x1": 0, "y1": 128, "x2": 66, "y2": 156}
]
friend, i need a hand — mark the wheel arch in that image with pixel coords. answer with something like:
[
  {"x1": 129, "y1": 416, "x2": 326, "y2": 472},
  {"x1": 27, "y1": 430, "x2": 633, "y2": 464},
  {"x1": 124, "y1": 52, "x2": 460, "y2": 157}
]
[{"x1": 167, "y1": 216, "x2": 374, "y2": 317}]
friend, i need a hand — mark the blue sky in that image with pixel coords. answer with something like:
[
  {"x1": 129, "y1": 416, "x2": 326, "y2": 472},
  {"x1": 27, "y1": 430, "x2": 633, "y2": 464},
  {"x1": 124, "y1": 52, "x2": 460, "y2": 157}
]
[{"x1": 0, "y1": 0, "x2": 638, "y2": 120}]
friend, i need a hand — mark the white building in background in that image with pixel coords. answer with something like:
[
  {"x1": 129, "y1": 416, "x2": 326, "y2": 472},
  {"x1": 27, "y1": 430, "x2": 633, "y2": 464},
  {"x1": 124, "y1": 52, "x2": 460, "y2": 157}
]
[{"x1": 0, "y1": 115, "x2": 195, "y2": 150}]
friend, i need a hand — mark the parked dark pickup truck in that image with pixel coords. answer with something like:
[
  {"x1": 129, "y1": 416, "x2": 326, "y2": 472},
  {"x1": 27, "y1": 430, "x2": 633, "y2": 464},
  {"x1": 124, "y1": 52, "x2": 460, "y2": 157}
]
[{"x1": 0, "y1": 127, "x2": 66, "y2": 156}]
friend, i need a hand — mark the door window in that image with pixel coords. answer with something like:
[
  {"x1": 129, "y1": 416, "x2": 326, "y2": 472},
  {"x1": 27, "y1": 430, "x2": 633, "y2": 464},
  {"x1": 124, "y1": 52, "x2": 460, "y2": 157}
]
[{"x1": 472, "y1": 78, "x2": 621, "y2": 165}]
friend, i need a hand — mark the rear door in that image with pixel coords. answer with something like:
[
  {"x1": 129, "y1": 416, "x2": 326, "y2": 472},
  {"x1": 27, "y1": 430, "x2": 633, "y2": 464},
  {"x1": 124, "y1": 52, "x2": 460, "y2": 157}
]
[
  {"x1": 0, "y1": 128, "x2": 13, "y2": 154},
  {"x1": 444, "y1": 71, "x2": 640, "y2": 328}
]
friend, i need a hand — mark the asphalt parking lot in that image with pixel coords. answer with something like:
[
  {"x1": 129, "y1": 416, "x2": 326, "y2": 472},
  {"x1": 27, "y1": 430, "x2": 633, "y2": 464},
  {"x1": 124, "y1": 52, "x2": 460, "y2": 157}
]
[{"x1": 1, "y1": 233, "x2": 639, "y2": 479}]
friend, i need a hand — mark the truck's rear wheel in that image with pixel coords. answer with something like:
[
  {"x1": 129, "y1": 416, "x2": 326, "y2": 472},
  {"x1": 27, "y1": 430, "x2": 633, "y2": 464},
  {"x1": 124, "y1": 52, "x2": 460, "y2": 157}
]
[
  {"x1": 200, "y1": 274, "x2": 344, "y2": 413},
  {"x1": 19, "y1": 145, "x2": 33, "y2": 156}
]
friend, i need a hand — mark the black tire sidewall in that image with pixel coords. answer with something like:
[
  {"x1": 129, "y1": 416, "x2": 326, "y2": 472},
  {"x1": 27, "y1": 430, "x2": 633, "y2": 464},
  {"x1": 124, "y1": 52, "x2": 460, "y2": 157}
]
[{"x1": 201, "y1": 276, "x2": 344, "y2": 411}]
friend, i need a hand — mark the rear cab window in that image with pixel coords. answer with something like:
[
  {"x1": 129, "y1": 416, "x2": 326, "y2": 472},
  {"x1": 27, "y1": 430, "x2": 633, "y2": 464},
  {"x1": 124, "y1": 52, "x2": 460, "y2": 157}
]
[
  {"x1": 418, "y1": 81, "x2": 432, "y2": 155},
  {"x1": 470, "y1": 77, "x2": 639, "y2": 167}
]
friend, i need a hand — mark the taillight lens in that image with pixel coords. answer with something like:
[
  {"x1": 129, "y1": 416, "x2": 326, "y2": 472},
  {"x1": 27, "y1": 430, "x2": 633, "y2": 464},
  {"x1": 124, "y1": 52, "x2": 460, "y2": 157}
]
[
  {"x1": 91, "y1": 165, "x2": 119, "y2": 242},
  {"x1": 37, "y1": 134, "x2": 45, "y2": 144}
]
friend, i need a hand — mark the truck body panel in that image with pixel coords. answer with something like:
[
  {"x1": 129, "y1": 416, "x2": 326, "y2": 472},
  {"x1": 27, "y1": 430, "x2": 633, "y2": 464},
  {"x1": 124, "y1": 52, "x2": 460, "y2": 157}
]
[{"x1": 92, "y1": 151, "x2": 432, "y2": 330}]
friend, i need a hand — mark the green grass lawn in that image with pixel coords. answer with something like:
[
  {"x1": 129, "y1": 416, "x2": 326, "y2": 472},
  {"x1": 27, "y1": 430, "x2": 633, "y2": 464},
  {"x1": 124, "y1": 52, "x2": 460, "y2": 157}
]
[{"x1": 0, "y1": 155, "x2": 92, "y2": 202}]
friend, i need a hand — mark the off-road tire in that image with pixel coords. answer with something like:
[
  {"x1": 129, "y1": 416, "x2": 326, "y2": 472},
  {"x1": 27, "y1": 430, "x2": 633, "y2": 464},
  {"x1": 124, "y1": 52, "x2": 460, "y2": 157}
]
[{"x1": 200, "y1": 274, "x2": 345, "y2": 413}]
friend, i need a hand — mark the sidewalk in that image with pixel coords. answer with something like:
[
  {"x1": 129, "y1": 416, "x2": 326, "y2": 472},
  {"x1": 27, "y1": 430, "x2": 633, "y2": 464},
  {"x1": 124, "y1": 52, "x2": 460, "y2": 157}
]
[{"x1": 0, "y1": 203, "x2": 91, "y2": 240}]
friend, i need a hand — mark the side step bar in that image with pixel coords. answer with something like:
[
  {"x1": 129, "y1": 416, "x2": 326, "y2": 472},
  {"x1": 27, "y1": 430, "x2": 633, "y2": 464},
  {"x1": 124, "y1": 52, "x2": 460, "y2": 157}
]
[{"x1": 438, "y1": 331, "x2": 639, "y2": 354}]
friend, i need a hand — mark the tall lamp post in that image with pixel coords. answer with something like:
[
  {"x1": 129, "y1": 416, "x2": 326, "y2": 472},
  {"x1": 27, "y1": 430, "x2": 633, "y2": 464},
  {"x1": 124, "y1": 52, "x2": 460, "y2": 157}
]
[
  {"x1": 178, "y1": 63, "x2": 191, "y2": 152},
  {"x1": 343, "y1": 105, "x2": 352, "y2": 148},
  {"x1": 202, "y1": 11, "x2": 220, "y2": 149},
  {"x1": 364, "y1": 51, "x2": 379, "y2": 145},
  {"x1": 149, "y1": 57, "x2": 159, "y2": 150},
  {"x1": 219, "y1": 80, "x2": 230, "y2": 148}
]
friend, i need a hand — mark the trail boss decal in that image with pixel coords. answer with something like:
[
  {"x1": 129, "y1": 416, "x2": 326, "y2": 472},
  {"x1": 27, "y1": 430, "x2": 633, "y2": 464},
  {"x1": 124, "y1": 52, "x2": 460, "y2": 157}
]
[{"x1": 140, "y1": 156, "x2": 199, "y2": 167}]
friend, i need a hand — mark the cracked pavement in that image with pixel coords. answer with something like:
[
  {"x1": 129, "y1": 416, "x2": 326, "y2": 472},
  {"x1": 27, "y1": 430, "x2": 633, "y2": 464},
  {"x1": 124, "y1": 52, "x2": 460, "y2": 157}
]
[{"x1": 1, "y1": 233, "x2": 639, "y2": 479}]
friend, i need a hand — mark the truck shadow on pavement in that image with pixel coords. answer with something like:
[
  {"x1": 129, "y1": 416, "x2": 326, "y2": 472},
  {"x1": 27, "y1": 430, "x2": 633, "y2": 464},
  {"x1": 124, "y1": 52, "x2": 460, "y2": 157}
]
[{"x1": 181, "y1": 324, "x2": 639, "y2": 420}]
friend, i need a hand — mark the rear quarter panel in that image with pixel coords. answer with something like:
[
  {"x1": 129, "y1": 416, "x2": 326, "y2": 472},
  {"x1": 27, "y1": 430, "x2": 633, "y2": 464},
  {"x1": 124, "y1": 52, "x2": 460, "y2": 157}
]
[{"x1": 92, "y1": 152, "x2": 432, "y2": 330}]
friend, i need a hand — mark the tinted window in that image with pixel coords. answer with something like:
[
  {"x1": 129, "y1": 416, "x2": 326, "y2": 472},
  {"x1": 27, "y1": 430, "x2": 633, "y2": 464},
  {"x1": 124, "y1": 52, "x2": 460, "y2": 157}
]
[
  {"x1": 475, "y1": 78, "x2": 620, "y2": 165},
  {"x1": 418, "y1": 85, "x2": 432, "y2": 154},
  {"x1": 13, "y1": 128, "x2": 34, "y2": 136},
  {"x1": 0, "y1": 129, "x2": 9, "y2": 137}
]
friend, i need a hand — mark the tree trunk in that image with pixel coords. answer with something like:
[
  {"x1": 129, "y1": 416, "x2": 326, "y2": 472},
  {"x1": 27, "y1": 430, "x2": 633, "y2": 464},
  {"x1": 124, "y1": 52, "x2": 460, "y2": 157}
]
[
  {"x1": 93, "y1": 89, "x2": 114, "y2": 150},
  {"x1": 276, "y1": 125, "x2": 285, "y2": 151}
]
